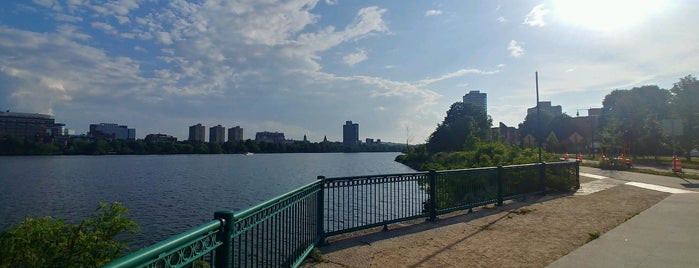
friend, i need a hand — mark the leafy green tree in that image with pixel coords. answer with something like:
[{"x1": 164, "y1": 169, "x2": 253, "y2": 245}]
[
  {"x1": 427, "y1": 102, "x2": 491, "y2": 153},
  {"x1": 545, "y1": 131, "x2": 561, "y2": 152},
  {"x1": 0, "y1": 202, "x2": 139, "y2": 267},
  {"x1": 598, "y1": 85, "x2": 670, "y2": 158},
  {"x1": 671, "y1": 75, "x2": 699, "y2": 160}
]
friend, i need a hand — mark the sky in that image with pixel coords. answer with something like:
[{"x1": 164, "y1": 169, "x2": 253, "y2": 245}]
[{"x1": 1, "y1": 0, "x2": 697, "y2": 143}]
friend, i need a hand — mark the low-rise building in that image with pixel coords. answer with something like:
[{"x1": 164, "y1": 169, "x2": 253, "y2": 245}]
[
  {"x1": 255, "y1": 131, "x2": 285, "y2": 143},
  {"x1": 145, "y1": 133, "x2": 178, "y2": 143},
  {"x1": 0, "y1": 111, "x2": 60, "y2": 141},
  {"x1": 89, "y1": 123, "x2": 136, "y2": 140}
]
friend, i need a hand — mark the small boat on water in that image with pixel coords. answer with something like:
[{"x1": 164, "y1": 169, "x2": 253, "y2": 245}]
[{"x1": 245, "y1": 152, "x2": 254, "y2": 156}]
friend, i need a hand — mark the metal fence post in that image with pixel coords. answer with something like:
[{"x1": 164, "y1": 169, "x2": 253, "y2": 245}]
[
  {"x1": 540, "y1": 162, "x2": 547, "y2": 195},
  {"x1": 575, "y1": 161, "x2": 580, "y2": 189},
  {"x1": 497, "y1": 165, "x2": 504, "y2": 206},
  {"x1": 428, "y1": 170, "x2": 438, "y2": 222},
  {"x1": 316, "y1": 176, "x2": 326, "y2": 246},
  {"x1": 214, "y1": 210, "x2": 235, "y2": 268}
]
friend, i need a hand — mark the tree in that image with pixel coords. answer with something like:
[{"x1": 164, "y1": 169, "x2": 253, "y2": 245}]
[
  {"x1": 598, "y1": 85, "x2": 671, "y2": 158},
  {"x1": 0, "y1": 202, "x2": 139, "y2": 267},
  {"x1": 427, "y1": 102, "x2": 491, "y2": 153},
  {"x1": 671, "y1": 75, "x2": 699, "y2": 160}
]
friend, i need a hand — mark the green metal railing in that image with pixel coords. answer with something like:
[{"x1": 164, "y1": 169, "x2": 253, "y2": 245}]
[{"x1": 106, "y1": 161, "x2": 578, "y2": 267}]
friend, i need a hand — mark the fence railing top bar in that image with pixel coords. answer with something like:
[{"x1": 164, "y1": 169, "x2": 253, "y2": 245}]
[
  {"x1": 104, "y1": 219, "x2": 222, "y2": 268},
  {"x1": 546, "y1": 161, "x2": 578, "y2": 166},
  {"x1": 501, "y1": 163, "x2": 541, "y2": 169},
  {"x1": 434, "y1": 166, "x2": 499, "y2": 174},
  {"x1": 323, "y1": 171, "x2": 429, "y2": 182},
  {"x1": 235, "y1": 179, "x2": 322, "y2": 220}
]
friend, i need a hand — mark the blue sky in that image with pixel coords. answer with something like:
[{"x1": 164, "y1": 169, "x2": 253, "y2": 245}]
[{"x1": 1, "y1": 0, "x2": 696, "y2": 143}]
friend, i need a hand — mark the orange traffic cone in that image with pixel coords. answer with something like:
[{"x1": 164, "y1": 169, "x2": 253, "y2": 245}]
[
  {"x1": 564, "y1": 153, "x2": 569, "y2": 161},
  {"x1": 577, "y1": 153, "x2": 583, "y2": 162},
  {"x1": 672, "y1": 156, "x2": 683, "y2": 173}
]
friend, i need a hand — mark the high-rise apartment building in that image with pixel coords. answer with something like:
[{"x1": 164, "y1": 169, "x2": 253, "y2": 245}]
[
  {"x1": 89, "y1": 123, "x2": 135, "y2": 140},
  {"x1": 188, "y1": 123, "x2": 206, "y2": 142},
  {"x1": 209, "y1": 125, "x2": 226, "y2": 144},
  {"x1": 463, "y1": 90, "x2": 487, "y2": 114},
  {"x1": 343, "y1": 121, "x2": 359, "y2": 145},
  {"x1": 228, "y1": 126, "x2": 243, "y2": 142}
]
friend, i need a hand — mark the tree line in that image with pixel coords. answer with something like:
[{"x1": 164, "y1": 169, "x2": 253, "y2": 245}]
[{"x1": 0, "y1": 136, "x2": 406, "y2": 155}]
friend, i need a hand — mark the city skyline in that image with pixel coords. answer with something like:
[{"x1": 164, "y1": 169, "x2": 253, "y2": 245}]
[{"x1": 0, "y1": 1, "x2": 696, "y2": 143}]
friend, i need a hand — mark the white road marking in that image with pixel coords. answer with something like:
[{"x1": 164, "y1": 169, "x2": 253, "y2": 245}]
[
  {"x1": 625, "y1": 182, "x2": 696, "y2": 194},
  {"x1": 580, "y1": 173, "x2": 609, "y2": 180}
]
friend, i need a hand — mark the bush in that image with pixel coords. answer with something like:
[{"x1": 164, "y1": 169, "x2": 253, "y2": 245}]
[{"x1": 0, "y1": 202, "x2": 139, "y2": 267}]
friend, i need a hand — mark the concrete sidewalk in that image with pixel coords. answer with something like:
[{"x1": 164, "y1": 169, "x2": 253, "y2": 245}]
[{"x1": 548, "y1": 179, "x2": 699, "y2": 267}]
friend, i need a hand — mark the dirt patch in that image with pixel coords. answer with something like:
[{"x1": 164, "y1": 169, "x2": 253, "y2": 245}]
[{"x1": 305, "y1": 184, "x2": 669, "y2": 268}]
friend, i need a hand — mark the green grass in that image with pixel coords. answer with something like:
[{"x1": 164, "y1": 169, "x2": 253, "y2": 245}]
[
  {"x1": 581, "y1": 158, "x2": 699, "y2": 181},
  {"x1": 586, "y1": 232, "x2": 601, "y2": 243},
  {"x1": 633, "y1": 155, "x2": 699, "y2": 170}
]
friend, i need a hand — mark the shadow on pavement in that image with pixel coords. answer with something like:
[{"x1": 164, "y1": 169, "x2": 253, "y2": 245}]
[{"x1": 319, "y1": 192, "x2": 574, "y2": 254}]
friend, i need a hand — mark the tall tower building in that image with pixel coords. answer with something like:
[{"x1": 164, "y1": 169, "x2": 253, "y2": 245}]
[
  {"x1": 343, "y1": 121, "x2": 359, "y2": 145},
  {"x1": 209, "y1": 125, "x2": 226, "y2": 144},
  {"x1": 188, "y1": 123, "x2": 206, "y2": 142},
  {"x1": 228, "y1": 126, "x2": 243, "y2": 142},
  {"x1": 463, "y1": 90, "x2": 487, "y2": 113}
]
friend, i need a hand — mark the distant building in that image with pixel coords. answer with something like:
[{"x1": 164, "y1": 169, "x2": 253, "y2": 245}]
[
  {"x1": 497, "y1": 122, "x2": 519, "y2": 144},
  {"x1": 463, "y1": 90, "x2": 487, "y2": 114},
  {"x1": 256, "y1": 131, "x2": 285, "y2": 143},
  {"x1": 303, "y1": 134, "x2": 308, "y2": 142},
  {"x1": 343, "y1": 121, "x2": 359, "y2": 145},
  {"x1": 209, "y1": 125, "x2": 226, "y2": 144},
  {"x1": 145, "y1": 133, "x2": 177, "y2": 143},
  {"x1": 89, "y1": 123, "x2": 135, "y2": 140},
  {"x1": 527, "y1": 101, "x2": 563, "y2": 116},
  {"x1": 188, "y1": 123, "x2": 206, "y2": 142},
  {"x1": 227, "y1": 126, "x2": 243, "y2": 142},
  {"x1": 365, "y1": 138, "x2": 382, "y2": 145},
  {"x1": 0, "y1": 111, "x2": 60, "y2": 141}
]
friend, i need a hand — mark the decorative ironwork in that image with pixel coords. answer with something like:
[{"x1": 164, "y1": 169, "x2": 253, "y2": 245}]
[{"x1": 108, "y1": 161, "x2": 579, "y2": 268}]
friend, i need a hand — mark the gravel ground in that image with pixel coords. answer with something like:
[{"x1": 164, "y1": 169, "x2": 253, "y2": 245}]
[{"x1": 303, "y1": 183, "x2": 669, "y2": 267}]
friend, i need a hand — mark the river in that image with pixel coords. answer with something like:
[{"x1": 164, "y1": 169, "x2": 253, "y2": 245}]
[{"x1": 0, "y1": 153, "x2": 414, "y2": 246}]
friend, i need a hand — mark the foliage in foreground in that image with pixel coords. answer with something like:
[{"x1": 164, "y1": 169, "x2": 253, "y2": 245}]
[{"x1": 0, "y1": 202, "x2": 139, "y2": 268}]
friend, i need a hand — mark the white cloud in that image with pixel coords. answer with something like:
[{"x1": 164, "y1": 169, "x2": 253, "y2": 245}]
[
  {"x1": 425, "y1": 10, "x2": 443, "y2": 16},
  {"x1": 343, "y1": 49, "x2": 368, "y2": 66},
  {"x1": 91, "y1": 22, "x2": 117, "y2": 35},
  {"x1": 325, "y1": 0, "x2": 338, "y2": 5},
  {"x1": 115, "y1": 15, "x2": 130, "y2": 24},
  {"x1": 418, "y1": 68, "x2": 499, "y2": 85},
  {"x1": 497, "y1": 16, "x2": 507, "y2": 23},
  {"x1": 508, "y1": 40, "x2": 524, "y2": 57},
  {"x1": 156, "y1": 31, "x2": 173, "y2": 45},
  {"x1": 523, "y1": 4, "x2": 549, "y2": 27}
]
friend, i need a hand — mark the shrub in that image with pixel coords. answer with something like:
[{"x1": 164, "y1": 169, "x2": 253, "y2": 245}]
[{"x1": 0, "y1": 202, "x2": 139, "y2": 267}]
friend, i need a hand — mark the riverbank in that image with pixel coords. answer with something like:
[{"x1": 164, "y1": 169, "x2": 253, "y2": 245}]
[{"x1": 303, "y1": 168, "x2": 696, "y2": 267}]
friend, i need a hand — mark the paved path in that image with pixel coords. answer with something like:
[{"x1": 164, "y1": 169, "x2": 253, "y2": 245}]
[{"x1": 548, "y1": 168, "x2": 699, "y2": 268}]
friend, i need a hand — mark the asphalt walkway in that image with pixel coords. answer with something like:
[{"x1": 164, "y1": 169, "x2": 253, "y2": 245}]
[{"x1": 547, "y1": 167, "x2": 699, "y2": 268}]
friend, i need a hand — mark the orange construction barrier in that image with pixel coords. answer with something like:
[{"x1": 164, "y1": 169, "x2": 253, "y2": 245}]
[
  {"x1": 564, "y1": 153, "x2": 569, "y2": 161},
  {"x1": 672, "y1": 156, "x2": 683, "y2": 173},
  {"x1": 577, "y1": 153, "x2": 583, "y2": 162}
]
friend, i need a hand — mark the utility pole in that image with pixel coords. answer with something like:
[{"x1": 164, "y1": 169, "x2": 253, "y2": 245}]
[{"x1": 536, "y1": 72, "x2": 542, "y2": 163}]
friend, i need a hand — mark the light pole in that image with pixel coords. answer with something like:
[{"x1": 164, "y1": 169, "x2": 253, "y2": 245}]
[{"x1": 536, "y1": 72, "x2": 542, "y2": 163}]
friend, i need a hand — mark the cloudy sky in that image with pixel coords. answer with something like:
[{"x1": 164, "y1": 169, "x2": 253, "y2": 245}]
[{"x1": 1, "y1": 0, "x2": 697, "y2": 143}]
